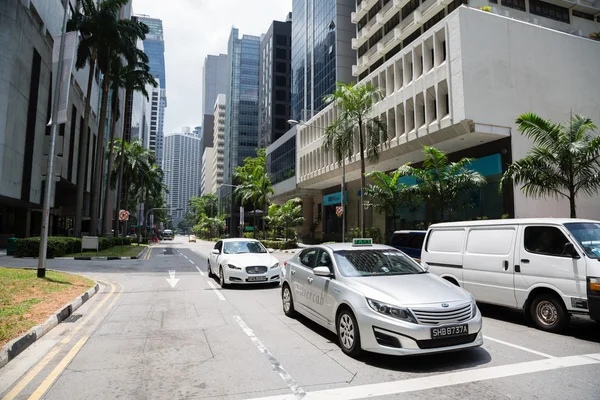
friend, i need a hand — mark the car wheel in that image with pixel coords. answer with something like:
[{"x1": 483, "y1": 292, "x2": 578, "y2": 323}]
[
  {"x1": 219, "y1": 266, "x2": 228, "y2": 289},
  {"x1": 530, "y1": 294, "x2": 569, "y2": 333},
  {"x1": 337, "y1": 309, "x2": 362, "y2": 357},
  {"x1": 282, "y1": 284, "x2": 296, "y2": 318},
  {"x1": 207, "y1": 261, "x2": 214, "y2": 278}
]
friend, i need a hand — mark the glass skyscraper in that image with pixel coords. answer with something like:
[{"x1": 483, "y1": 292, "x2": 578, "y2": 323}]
[{"x1": 291, "y1": 0, "x2": 355, "y2": 122}]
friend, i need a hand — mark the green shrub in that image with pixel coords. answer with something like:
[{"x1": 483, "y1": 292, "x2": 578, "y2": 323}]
[
  {"x1": 15, "y1": 237, "x2": 82, "y2": 258},
  {"x1": 260, "y1": 240, "x2": 298, "y2": 250},
  {"x1": 98, "y1": 236, "x2": 132, "y2": 250}
]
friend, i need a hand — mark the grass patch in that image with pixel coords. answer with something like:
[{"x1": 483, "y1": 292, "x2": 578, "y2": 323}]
[
  {"x1": 0, "y1": 268, "x2": 95, "y2": 347},
  {"x1": 64, "y1": 245, "x2": 147, "y2": 258}
]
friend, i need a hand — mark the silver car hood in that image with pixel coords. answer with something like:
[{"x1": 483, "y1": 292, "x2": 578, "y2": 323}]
[
  {"x1": 221, "y1": 253, "x2": 278, "y2": 268},
  {"x1": 343, "y1": 273, "x2": 470, "y2": 307}
]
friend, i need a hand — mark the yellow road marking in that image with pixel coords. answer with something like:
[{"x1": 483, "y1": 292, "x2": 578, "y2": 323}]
[
  {"x1": 1, "y1": 282, "x2": 117, "y2": 400},
  {"x1": 27, "y1": 336, "x2": 89, "y2": 400},
  {"x1": 144, "y1": 246, "x2": 154, "y2": 260}
]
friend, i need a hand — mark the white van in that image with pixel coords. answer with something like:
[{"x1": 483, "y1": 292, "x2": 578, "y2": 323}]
[{"x1": 421, "y1": 219, "x2": 600, "y2": 332}]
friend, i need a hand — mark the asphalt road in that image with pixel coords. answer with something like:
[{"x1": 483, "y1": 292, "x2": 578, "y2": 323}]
[{"x1": 1, "y1": 237, "x2": 599, "y2": 400}]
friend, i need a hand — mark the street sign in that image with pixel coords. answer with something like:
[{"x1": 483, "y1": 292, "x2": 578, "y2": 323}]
[
  {"x1": 336, "y1": 206, "x2": 343, "y2": 217},
  {"x1": 245, "y1": 226, "x2": 254, "y2": 232},
  {"x1": 119, "y1": 210, "x2": 129, "y2": 221}
]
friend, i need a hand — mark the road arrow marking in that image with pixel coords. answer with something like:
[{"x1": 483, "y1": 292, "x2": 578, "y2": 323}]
[{"x1": 166, "y1": 270, "x2": 180, "y2": 288}]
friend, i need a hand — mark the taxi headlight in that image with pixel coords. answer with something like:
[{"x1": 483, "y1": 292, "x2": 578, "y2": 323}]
[
  {"x1": 366, "y1": 298, "x2": 417, "y2": 324},
  {"x1": 271, "y1": 263, "x2": 280, "y2": 269},
  {"x1": 228, "y1": 264, "x2": 241, "y2": 270}
]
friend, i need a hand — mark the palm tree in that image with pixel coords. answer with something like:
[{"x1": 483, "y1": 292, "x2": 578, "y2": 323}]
[
  {"x1": 89, "y1": 14, "x2": 149, "y2": 235},
  {"x1": 278, "y1": 198, "x2": 305, "y2": 241},
  {"x1": 364, "y1": 170, "x2": 414, "y2": 234},
  {"x1": 108, "y1": 56, "x2": 157, "y2": 236},
  {"x1": 68, "y1": 0, "x2": 130, "y2": 236},
  {"x1": 325, "y1": 82, "x2": 388, "y2": 238},
  {"x1": 398, "y1": 146, "x2": 487, "y2": 222},
  {"x1": 500, "y1": 113, "x2": 600, "y2": 218}
]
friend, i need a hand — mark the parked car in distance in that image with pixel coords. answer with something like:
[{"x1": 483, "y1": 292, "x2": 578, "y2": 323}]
[
  {"x1": 188, "y1": 235, "x2": 197, "y2": 243},
  {"x1": 162, "y1": 229, "x2": 174, "y2": 241},
  {"x1": 421, "y1": 218, "x2": 600, "y2": 332},
  {"x1": 389, "y1": 230, "x2": 427, "y2": 260},
  {"x1": 281, "y1": 238, "x2": 483, "y2": 358}
]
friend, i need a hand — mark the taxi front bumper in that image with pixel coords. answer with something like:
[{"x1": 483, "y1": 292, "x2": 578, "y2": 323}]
[
  {"x1": 224, "y1": 267, "x2": 281, "y2": 284},
  {"x1": 355, "y1": 306, "x2": 483, "y2": 356}
]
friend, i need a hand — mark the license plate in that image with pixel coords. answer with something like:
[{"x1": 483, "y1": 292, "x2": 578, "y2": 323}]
[
  {"x1": 247, "y1": 276, "x2": 268, "y2": 282},
  {"x1": 431, "y1": 324, "x2": 468, "y2": 339}
]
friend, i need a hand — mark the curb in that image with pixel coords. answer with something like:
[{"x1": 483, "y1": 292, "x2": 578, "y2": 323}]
[
  {"x1": 55, "y1": 247, "x2": 148, "y2": 261},
  {"x1": 0, "y1": 282, "x2": 100, "y2": 369}
]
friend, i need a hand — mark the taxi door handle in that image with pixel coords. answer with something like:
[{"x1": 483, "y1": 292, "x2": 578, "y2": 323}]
[
  {"x1": 307, "y1": 277, "x2": 313, "y2": 283},
  {"x1": 291, "y1": 269, "x2": 295, "y2": 275}
]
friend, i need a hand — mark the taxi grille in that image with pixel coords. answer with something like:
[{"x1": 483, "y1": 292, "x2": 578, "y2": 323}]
[
  {"x1": 246, "y1": 266, "x2": 268, "y2": 274},
  {"x1": 416, "y1": 333, "x2": 478, "y2": 349},
  {"x1": 411, "y1": 303, "x2": 473, "y2": 325}
]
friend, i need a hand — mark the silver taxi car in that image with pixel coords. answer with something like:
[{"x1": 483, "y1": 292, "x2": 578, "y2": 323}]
[{"x1": 281, "y1": 239, "x2": 483, "y2": 357}]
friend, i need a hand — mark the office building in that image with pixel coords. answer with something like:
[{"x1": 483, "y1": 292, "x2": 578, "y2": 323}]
[
  {"x1": 222, "y1": 28, "x2": 261, "y2": 233},
  {"x1": 259, "y1": 16, "x2": 293, "y2": 148},
  {"x1": 202, "y1": 54, "x2": 229, "y2": 116},
  {"x1": 201, "y1": 147, "x2": 214, "y2": 195},
  {"x1": 163, "y1": 129, "x2": 202, "y2": 225},
  {"x1": 295, "y1": 4, "x2": 600, "y2": 241},
  {"x1": 138, "y1": 15, "x2": 167, "y2": 168},
  {"x1": 290, "y1": 0, "x2": 356, "y2": 122},
  {"x1": 212, "y1": 94, "x2": 226, "y2": 195}
]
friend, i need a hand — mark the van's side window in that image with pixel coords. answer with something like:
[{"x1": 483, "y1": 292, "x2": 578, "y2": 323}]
[
  {"x1": 524, "y1": 227, "x2": 570, "y2": 257},
  {"x1": 390, "y1": 234, "x2": 409, "y2": 247}
]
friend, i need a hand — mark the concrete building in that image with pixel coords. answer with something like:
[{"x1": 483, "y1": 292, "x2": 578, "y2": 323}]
[
  {"x1": 202, "y1": 54, "x2": 229, "y2": 116},
  {"x1": 212, "y1": 94, "x2": 226, "y2": 195},
  {"x1": 201, "y1": 147, "x2": 214, "y2": 195},
  {"x1": 259, "y1": 16, "x2": 292, "y2": 148},
  {"x1": 163, "y1": 128, "x2": 202, "y2": 225},
  {"x1": 137, "y1": 15, "x2": 167, "y2": 168},
  {"x1": 0, "y1": 0, "x2": 109, "y2": 241},
  {"x1": 295, "y1": 4, "x2": 600, "y2": 242}
]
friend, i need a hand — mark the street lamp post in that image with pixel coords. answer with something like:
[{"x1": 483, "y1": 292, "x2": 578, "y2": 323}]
[{"x1": 288, "y1": 119, "x2": 346, "y2": 243}]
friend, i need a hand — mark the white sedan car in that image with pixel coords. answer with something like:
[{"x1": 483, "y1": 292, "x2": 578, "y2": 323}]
[
  {"x1": 208, "y1": 239, "x2": 281, "y2": 288},
  {"x1": 281, "y1": 239, "x2": 483, "y2": 357}
]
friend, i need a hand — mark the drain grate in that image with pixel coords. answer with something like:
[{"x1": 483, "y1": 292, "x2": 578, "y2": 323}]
[{"x1": 63, "y1": 314, "x2": 83, "y2": 323}]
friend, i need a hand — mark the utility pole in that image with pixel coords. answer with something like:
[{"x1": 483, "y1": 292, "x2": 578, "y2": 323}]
[{"x1": 38, "y1": 1, "x2": 69, "y2": 278}]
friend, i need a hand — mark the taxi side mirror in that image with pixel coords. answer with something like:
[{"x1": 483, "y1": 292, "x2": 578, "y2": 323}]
[
  {"x1": 314, "y1": 266, "x2": 333, "y2": 277},
  {"x1": 267, "y1": 248, "x2": 275, "y2": 253},
  {"x1": 211, "y1": 249, "x2": 220, "y2": 255}
]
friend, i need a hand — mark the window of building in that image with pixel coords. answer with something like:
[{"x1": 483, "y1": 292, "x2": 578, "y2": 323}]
[
  {"x1": 529, "y1": 0, "x2": 569, "y2": 23},
  {"x1": 572, "y1": 10, "x2": 594, "y2": 20},
  {"x1": 276, "y1": 62, "x2": 287, "y2": 73},
  {"x1": 448, "y1": 0, "x2": 468, "y2": 13},
  {"x1": 501, "y1": 0, "x2": 526, "y2": 12},
  {"x1": 358, "y1": 43, "x2": 368, "y2": 58},
  {"x1": 524, "y1": 226, "x2": 570, "y2": 257},
  {"x1": 276, "y1": 34, "x2": 287, "y2": 46},
  {"x1": 423, "y1": 9, "x2": 445, "y2": 32},
  {"x1": 369, "y1": 28, "x2": 383, "y2": 47},
  {"x1": 402, "y1": 0, "x2": 420, "y2": 19},
  {"x1": 275, "y1": 75, "x2": 287, "y2": 87},
  {"x1": 276, "y1": 48, "x2": 287, "y2": 59},
  {"x1": 275, "y1": 90, "x2": 286, "y2": 101},
  {"x1": 384, "y1": 12, "x2": 401, "y2": 34}
]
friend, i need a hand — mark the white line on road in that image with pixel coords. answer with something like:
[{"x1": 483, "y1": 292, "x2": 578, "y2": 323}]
[
  {"x1": 484, "y1": 335, "x2": 556, "y2": 359},
  {"x1": 195, "y1": 266, "x2": 205, "y2": 276},
  {"x1": 189, "y1": 259, "x2": 194, "y2": 264},
  {"x1": 250, "y1": 353, "x2": 600, "y2": 400},
  {"x1": 207, "y1": 281, "x2": 226, "y2": 301},
  {"x1": 234, "y1": 316, "x2": 306, "y2": 399}
]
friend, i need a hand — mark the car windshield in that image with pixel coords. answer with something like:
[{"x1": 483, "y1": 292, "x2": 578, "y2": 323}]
[
  {"x1": 223, "y1": 241, "x2": 267, "y2": 254},
  {"x1": 565, "y1": 222, "x2": 600, "y2": 259},
  {"x1": 333, "y1": 249, "x2": 425, "y2": 277}
]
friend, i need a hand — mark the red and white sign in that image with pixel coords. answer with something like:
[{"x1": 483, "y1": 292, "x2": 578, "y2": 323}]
[
  {"x1": 336, "y1": 206, "x2": 343, "y2": 217},
  {"x1": 119, "y1": 210, "x2": 130, "y2": 221}
]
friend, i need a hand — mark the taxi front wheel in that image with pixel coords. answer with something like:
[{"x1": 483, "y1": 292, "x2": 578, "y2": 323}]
[
  {"x1": 282, "y1": 284, "x2": 296, "y2": 318},
  {"x1": 337, "y1": 309, "x2": 362, "y2": 357}
]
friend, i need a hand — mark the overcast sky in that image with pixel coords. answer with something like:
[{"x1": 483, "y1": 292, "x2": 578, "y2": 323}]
[{"x1": 133, "y1": 0, "x2": 293, "y2": 135}]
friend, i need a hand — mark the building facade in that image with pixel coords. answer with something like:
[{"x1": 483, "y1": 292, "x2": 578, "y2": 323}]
[
  {"x1": 201, "y1": 147, "x2": 214, "y2": 195},
  {"x1": 296, "y1": 4, "x2": 600, "y2": 241},
  {"x1": 259, "y1": 16, "x2": 292, "y2": 148},
  {"x1": 212, "y1": 94, "x2": 226, "y2": 195},
  {"x1": 137, "y1": 15, "x2": 167, "y2": 168},
  {"x1": 202, "y1": 54, "x2": 229, "y2": 116},
  {"x1": 162, "y1": 129, "x2": 202, "y2": 225}
]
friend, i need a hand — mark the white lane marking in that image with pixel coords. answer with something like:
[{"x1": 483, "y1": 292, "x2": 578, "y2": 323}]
[
  {"x1": 195, "y1": 266, "x2": 205, "y2": 276},
  {"x1": 189, "y1": 259, "x2": 194, "y2": 264},
  {"x1": 234, "y1": 316, "x2": 306, "y2": 399},
  {"x1": 251, "y1": 353, "x2": 600, "y2": 400},
  {"x1": 207, "y1": 281, "x2": 226, "y2": 301},
  {"x1": 183, "y1": 255, "x2": 189, "y2": 260},
  {"x1": 484, "y1": 335, "x2": 556, "y2": 359}
]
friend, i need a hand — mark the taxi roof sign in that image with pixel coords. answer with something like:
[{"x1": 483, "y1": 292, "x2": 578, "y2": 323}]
[{"x1": 352, "y1": 238, "x2": 373, "y2": 246}]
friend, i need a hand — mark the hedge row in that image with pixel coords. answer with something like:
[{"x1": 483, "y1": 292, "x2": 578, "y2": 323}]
[
  {"x1": 15, "y1": 236, "x2": 134, "y2": 258},
  {"x1": 260, "y1": 240, "x2": 298, "y2": 250}
]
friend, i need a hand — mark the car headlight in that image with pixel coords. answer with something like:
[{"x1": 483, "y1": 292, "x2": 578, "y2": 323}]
[
  {"x1": 271, "y1": 262, "x2": 280, "y2": 269},
  {"x1": 227, "y1": 264, "x2": 241, "y2": 270},
  {"x1": 366, "y1": 298, "x2": 417, "y2": 323}
]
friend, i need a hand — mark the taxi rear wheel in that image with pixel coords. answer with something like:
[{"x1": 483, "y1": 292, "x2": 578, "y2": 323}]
[
  {"x1": 282, "y1": 284, "x2": 296, "y2": 318},
  {"x1": 337, "y1": 309, "x2": 362, "y2": 357}
]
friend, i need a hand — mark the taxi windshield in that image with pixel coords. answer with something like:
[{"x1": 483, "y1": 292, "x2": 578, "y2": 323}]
[
  {"x1": 333, "y1": 249, "x2": 425, "y2": 277},
  {"x1": 565, "y1": 222, "x2": 600, "y2": 259},
  {"x1": 223, "y1": 241, "x2": 267, "y2": 254}
]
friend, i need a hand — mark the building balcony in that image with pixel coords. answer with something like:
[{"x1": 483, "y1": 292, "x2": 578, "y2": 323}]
[
  {"x1": 351, "y1": 0, "x2": 370, "y2": 23},
  {"x1": 573, "y1": 0, "x2": 600, "y2": 12},
  {"x1": 418, "y1": 0, "x2": 451, "y2": 24},
  {"x1": 399, "y1": 9, "x2": 422, "y2": 35}
]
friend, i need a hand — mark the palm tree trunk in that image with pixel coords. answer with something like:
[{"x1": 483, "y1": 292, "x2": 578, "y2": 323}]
[
  {"x1": 74, "y1": 53, "x2": 96, "y2": 237},
  {"x1": 114, "y1": 90, "x2": 131, "y2": 237},
  {"x1": 253, "y1": 204, "x2": 257, "y2": 239},
  {"x1": 569, "y1": 196, "x2": 576, "y2": 218},
  {"x1": 263, "y1": 204, "x2": 268, "y2": 240},
  {"x1": 358, "y1": 118, "x2": 366, "y2": 238},
  {"x1": 90, "y1": 62, "x2": 111, "y2": 235},
  {"x1": 102, "y1": 96, "x2": 119, "y2": 236}
]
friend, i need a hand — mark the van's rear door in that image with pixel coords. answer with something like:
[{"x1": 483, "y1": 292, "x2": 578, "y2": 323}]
[{"x1": 462, "y1": 226, "x2": 518, "y2": 307}]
